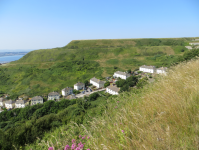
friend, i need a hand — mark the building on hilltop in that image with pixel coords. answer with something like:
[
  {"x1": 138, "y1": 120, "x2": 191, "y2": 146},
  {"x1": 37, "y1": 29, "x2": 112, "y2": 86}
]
[
  {"x1": 15, "y1": 100, "x2": 29, "y2": 108},
  {"x1": 48, "y1": 92, "x2": 60, "y2": 101},
  {"x1": 5, "y1": 100, "x2": 15, "y2": 109},
  {"x1": 106, "y1": 85, "x2": 120, "y2": 95},
  {"x1": 90, "y1": 77, "x2": 105, "y2": 88},
  {"x1": 0, "y1": 97, "x2": 6, "y2": 107},
  {"x1": 62, "y1": 87, "x2": 73, "y2": 97},
  {"x1": 74, "y1": 82, "x2": 85, "y2": 90},
  {"x1": 113, "y1": 71, "x2": 130, "y2": 80},
  {"x1": 139, "y1": 65, "x2": 156, "y2": 73},
  {"x1": 156, "y1": 67, "x2": 168, "y2": 74},
  {"x1": 31, "y1": 96, "x2": 43, "y2": 105}
]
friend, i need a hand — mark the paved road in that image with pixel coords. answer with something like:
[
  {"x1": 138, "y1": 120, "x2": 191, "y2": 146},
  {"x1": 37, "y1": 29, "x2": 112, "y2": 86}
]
[{"x1": 76, "y1": 88, "x2": 106, "y2": 98}]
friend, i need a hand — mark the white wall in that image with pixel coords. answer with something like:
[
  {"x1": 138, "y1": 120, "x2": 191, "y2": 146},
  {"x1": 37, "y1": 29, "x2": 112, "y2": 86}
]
[
  {"x1": 106, "y1": 88, "x2": 119, "y2": 95},
  {"x1": 139, "y1": 67, "x2": 155, "y2": 73},
  {"x1": 113, "y1": 73, "x2": 129, "y2": 80},
  {"x1": 157, "y1": 69, "x2": 166, "y2": 74},
  {"x1": 62, "y1": 89, "x2": 73, "y2": 96},
  {"x1": 74, "y1": 85, "x2": 85, "y2": 90}
]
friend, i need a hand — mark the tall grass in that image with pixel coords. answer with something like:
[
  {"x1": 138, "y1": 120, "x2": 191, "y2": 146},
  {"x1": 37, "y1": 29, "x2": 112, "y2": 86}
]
[{"x1": 26, "y1": 59, "x2": 199, "y2": 150}]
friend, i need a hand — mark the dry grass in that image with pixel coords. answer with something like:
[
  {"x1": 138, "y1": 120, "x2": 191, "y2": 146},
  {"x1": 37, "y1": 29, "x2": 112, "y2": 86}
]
[{"x1": 85, "y1": 59, "x2": 199, "y2": 149}]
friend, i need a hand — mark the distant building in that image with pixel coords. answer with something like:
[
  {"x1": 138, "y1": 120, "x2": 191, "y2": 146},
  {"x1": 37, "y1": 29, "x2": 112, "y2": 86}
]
[
  {"x1": 31, "y1": 96, "x2": 43, "y2": 105},
  {"x1": 113, "y1": 71, "x2": 130, "y2": 80},
  {"x1": 139, "y1": 65, "x2": 156, "y2": 73},
  {"x1": 185, "y1": 46, "x2": 192, "y2": 50},
  {"x1": 62, "y1": 87, "x2": 73, "y2": 97},
  {"x1": 48, "y1": 92, "x2": 60, "y2": 101},
  {"x1": 156, "y1": 67, "x2": 167, "y2": 74},
  {"x1": 74, "y1": 82, "x2": 85, "y2": 90},
  {"x1": 5, "y1": 100, "x2": 15, "y2": 109},
  {"x1": 189, "y1": 43, "x2": 199, "y2": 45},
  {"x1": 90, "y1": 77, "x2": 105, "y2": 88},
  {"x1": 15, "y1": 100, "x2": 29, "y2": 108},
  {"x1": 0, "y1": 98, "x2": 6, "y2": 107},
  {"x1": 106, "y1": 85, "x2": 120, "y2": 95}
]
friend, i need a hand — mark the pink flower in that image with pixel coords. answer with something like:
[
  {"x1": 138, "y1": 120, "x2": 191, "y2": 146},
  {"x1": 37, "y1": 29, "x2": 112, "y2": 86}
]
[
  {"x1": 72, "y1": 139, "x2": 76, "y2": 143},
  {"x1": 115, "y1": 106, "x2": 117, "y2": 108},
  {"x1": 87, "y1": 136, "x2": 90, "y2": 139},
  {"x1": 75, "y1": 148, "x2": 80, "y2": 150},
  {"x1": 87, "y1": 149, "x2": 91, "y2": 150},
  {"x1": 79, "y1": 144, "x2": 84, "y2": 149},
  {"x1": 48, "y1": 147, "x2": 53, "y2": 150},
  {"x1": 78, "y1": 142, "x2": 82, "y2": 147},
  {"x1": 71, "y1": 144, "x2": 76, "y2": 150},
  {"x1": 82, "y1": 137, "x2": 85, "y2": 139},
  {"x1": 117, "y1": 101, "x2": 119, "y2": 103},
  {"x1": 64, "y1": 145, "x2": 70, "y2": 150},
  {"x1": 79, "y1": 135, "x2": 82, "y2": 138},
  {"x1": 122, "y1": 130, "x2": 124, "y2": 133}
]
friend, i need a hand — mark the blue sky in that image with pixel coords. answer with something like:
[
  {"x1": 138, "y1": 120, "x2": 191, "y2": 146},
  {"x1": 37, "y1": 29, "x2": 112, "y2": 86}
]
[{"x1": 0, "y1": 0, "x2": 199, "y2": 51}]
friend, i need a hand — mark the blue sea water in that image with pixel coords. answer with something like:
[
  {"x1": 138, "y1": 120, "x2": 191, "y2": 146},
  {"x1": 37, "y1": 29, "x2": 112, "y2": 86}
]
[{"x1": 0, "y1": 55, "x2": 24, "y2": 63}]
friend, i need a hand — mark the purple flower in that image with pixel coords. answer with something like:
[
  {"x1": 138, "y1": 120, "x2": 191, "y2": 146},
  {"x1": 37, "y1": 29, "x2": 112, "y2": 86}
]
[
  {"x1": 75, "y1": 148, "x2": 80, "y2": 150},
  {"x1": 87, "y1": 136, "x2": 90, "y2": 139},
  {"x1": 64, "y1": 145, "x2": 70, "y2": 150},
  {"x1": 87, "y1": 149, "x2": 91, "y2": 150},
  {"x1": 122, "y1": 130, "x2": 124, "y2": 133},
  {"x1": 48, "y1": 147, "x2": 53, "y2": 150},
  {"x1": 72, "y1": 139, "x2": 76, "y2": 143},
  {"x1": 79, "y1": 144, "x2": 84, "y2": 149},
  {"x1": 79, "y1": 135, "x2": 82, "y2": 138},
  {"x1": 117, "y1": 101, "x2": 119, "y2": 103},
  {"x1": 71, "y1": 144, "x2": 76, "y2": 150},
  {"x1": 78, "y1": 142, "x2": 82, "y2": 147},
  {"x1": 82, "y1": 137, "x2": 85, "y2": 139}
]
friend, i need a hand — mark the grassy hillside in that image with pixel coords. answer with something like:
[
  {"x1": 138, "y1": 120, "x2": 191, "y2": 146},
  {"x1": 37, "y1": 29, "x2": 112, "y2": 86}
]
[
  {"x1": 26, "y1": 58, "x2": 199, "y2": 150},
  {"x1": 0, "y1": 37, "x2": 195, "y2": 98}
]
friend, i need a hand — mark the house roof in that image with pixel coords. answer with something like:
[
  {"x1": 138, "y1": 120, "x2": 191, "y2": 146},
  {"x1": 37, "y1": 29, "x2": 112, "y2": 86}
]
[
  {"x1": 48, "y1": 92, "x2": 60, "y2": 96},
  {"x1": 114, "y1": 71, "x2": 130, "y2": 76},
  {"x1": 74, "y1": 82, "x2": 85, "y2": 86},
  {"x1": 0, "y1": 98, "x2": 5, "y2": 102},
  {"x1": 140, "y1": 65, "x2": 156, "y2": 69},
  {"x1": 31, "y1": 96, "x2": 43, "y2": 101},
  {"x1": 157, "y1": 67, "x2": 167, "y2": 71},
  {"x1": 66, "y1": 94, "x2": 76, "y2": 100},
  {"x1": 5, "y1": 100, "x2": 15, "y2": 104},
  {"x1": 107, "y1": 85, "x2": 120, "y2": 92},
  {"x1": 90, "y1": 77, "x2": 104, "y2": 84},
  {"x1": 16, "y1": 100, "x2": 27, "y2": 104},
  {"x1": 62, "y1": 87, "x2": 73, "y2": 92}
]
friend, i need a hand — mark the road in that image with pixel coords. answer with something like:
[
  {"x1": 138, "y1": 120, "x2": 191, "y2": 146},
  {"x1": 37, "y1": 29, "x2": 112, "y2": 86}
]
[{"x1": 75, "y1": 88, "x2": 106, "y2": 98}]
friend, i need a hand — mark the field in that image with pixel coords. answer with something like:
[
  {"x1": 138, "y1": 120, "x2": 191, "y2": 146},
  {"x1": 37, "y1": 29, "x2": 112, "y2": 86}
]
[{"x1": 0, "y1": 37, "x2": 195, "y2": 98}]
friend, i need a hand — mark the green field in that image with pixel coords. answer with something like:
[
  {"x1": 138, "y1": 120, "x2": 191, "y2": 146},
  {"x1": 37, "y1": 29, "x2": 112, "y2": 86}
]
[{"x1": 0, "y1": 37, "x2": 195, "y2": 98}]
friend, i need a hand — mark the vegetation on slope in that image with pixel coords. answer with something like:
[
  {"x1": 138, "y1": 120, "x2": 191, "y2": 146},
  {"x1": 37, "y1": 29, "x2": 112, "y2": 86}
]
[
  {"x1": 0, "y1": 38, "x2": 194, "y2": 98},
  {"x1": 27, "y1": 58, "x2": 199, "y2": 149}
]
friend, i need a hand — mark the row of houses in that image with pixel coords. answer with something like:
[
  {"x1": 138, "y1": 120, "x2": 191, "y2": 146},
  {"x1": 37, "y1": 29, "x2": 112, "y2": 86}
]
[{"x1": 139, "y1": 65, "x2": 167, "y2": 74}]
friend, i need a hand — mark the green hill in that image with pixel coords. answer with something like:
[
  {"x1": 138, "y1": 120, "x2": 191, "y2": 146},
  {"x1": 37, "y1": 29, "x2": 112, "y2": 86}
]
[{"x1": 0, "y1": 37, "x2": 195, "y2": 98}]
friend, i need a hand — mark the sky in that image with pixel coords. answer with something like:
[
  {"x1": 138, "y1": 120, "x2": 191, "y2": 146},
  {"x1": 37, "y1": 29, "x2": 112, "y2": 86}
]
[{"x1": 0, "y1": 0, "x2": 199, "y2": 52}]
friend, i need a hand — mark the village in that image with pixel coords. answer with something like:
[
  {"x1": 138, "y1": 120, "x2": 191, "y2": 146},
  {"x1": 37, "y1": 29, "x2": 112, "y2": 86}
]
[{"x1": 0, "y1": 65, "x2": 168, "y2": 113}]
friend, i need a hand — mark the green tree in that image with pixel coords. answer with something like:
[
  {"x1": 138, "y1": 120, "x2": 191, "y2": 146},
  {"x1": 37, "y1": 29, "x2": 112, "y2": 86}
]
[
  {"x1": 104, "y1": 81, "x2": 110, "y2": 88},
  {"x1": 84, "y1": 80, "x2": 89, "y2": 86},
  {"x1": 127, "y1": 69, "x2": 131, "y2": 74}
]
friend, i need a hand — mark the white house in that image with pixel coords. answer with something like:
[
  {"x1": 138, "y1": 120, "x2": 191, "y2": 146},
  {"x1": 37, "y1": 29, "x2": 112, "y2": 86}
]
[
  {"x1": 0, "y1": 98, "x2": 6, "y2": 107},
  {"x1": 189, "y1": 43, "x2": 199, "y2": 45},
  {"x1": 106, "y1": 85, "x2": 120, "y2": 95},
  {"x1": 48, "y1": 92, "x2": 60, "y2": 101},
  {"x1": 74, "y1": 82, "x2": 85, "y2": 90},
  {"x1": 113, "y1": 71, "x2": 130, "y2": 80},
  {"x1": 90, "y1": 77, "x2": 105, "y2": 88},
  {"x1": 15, "y1": 100, "x2": 29, "y2": 108},
  {"x1": 62, "y1": 87, "x2": 73, "y2": 97},
  {"x1": 139, "y1": 65, "x2": 156, "y2": 73},
  {"x1": 5, "y1": 100, "x2": 15, "y2": 109},
  {"x1": 31, "y1": 96, "x2": 43, "y2": 105},
  {"x1": 156, "y1": 67, "x2": 167, "y2": 74}
]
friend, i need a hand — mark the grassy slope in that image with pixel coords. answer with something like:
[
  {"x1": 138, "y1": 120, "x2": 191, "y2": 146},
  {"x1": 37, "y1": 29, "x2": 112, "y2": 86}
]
[
  {"x1": 27, "y1": 58, "x2": 199, "y2": 149},
  {"x1": 0, "y1": 38, "x2": 194, "y2": 98}
]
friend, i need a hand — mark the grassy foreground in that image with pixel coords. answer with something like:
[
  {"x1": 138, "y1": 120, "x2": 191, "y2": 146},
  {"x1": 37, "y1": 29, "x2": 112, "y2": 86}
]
[{"x1": 27, "y1": 58, "x2": 199, "y2": 149}]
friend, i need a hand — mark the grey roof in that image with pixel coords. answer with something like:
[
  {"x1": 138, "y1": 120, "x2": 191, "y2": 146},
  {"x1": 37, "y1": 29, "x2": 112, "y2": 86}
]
[
  {"x1": 107, "y1": 85, "x2": 120, "y2": 92},
  {"x1": 48, "y1": 92, "x2": 60, "y2": 96},
  {"x1": 157, "y1": 67, "x2": 167, "y2": 71},
  {"x1": 114, "y1": 71, "x2": 130, "y2": 76},
  {"x1": 15, "y1": 100, "x2": 27, "y2": 104},
  {"x1": 74, "y1": 82, "x2": 85, "y2": 86},
  {"x1": 140, "y1": 65, "x2": 156, "y2": 69},
  {"x1": 62, "y1": 87, "x2": 73, "y2": 92},
  {"x1": 31, "y1": 96, "x2": 43, "y2": 101},
  {"x1": 66, "y1": 95, "x2": 76, "y2": 100},
  {"x1": 90, "y1": 77, "x2": 105, "y2": 84},
  {"x1": 0, "y1": 98, "x2": 5, "y2": 102},
  {"x1": 5, "y1": 100, "x2": 15, "y2": 104}
]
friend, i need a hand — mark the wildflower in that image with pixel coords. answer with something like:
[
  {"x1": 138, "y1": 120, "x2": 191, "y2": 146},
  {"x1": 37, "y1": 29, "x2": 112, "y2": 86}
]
[
  {"x1": 71, "y1": 144, "x2": 76, "y2": 150},
  {"x1": 78, "y1": 142, "x2": 82, "y2": 147},
  {"x1": 82, "y1": 136, "x2": 85, "y2": 139},
  {"x1": 79, "y1": 144, "x2": 84, "y2": 149},
  {"x1": 72, "y1": 139, "x2": 76, "y2": 143},
  {"x1": 117, "y1": 101, "x2": 119, "y2": 103},
  {"x1": 48, "y1": 147, "x2": 53, "y2": 150},
  {"x1": 122, "y1": 130, "x2": 124, "y2": 133},
  {"x1": 75, "y1": 148, "x2": 80, "y2": 150},
  {"x1": 64, "y1": 145, "x2": 70, "y2": 150},
  {"x1": 115, "y1": 106, "x2": 117, "y2": 108},
  {"x1": 79, "y1": 135, "x2": 82, "y2": 138},
  {"x1": 87, "y1": 149, "x2": 91, "y2": 150},
  {"x1": 87, "y1": 136, "x2": 90, "y2": 139}
]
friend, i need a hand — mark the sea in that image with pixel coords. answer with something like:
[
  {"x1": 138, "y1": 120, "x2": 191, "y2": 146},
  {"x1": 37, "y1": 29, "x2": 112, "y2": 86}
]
[{"x1": 0, "y1": 55, "x2": 24, "y2": 63}]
